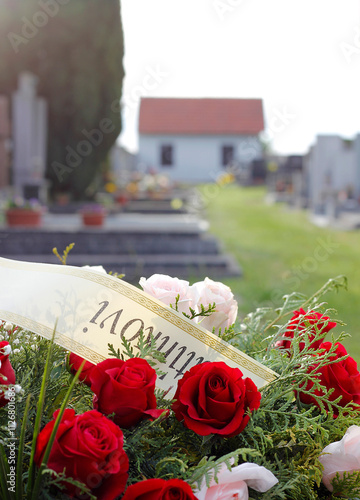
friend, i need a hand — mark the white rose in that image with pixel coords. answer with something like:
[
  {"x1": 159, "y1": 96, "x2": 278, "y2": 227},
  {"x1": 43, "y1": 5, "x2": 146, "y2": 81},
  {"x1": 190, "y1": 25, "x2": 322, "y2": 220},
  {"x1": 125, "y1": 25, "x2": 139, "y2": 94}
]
[
  {"x1": 319, "y1": 425, "x2": 360, "y2": 491},
  {"x1": 194, "y1": 462, "x2": 278, "y2": 500},
  {"x1": 189, "y1": 277, "x2": 238, "y2": 334},
  {"x1": 1, "y1": 344, "x2": 11, "y2": 356},
  {"x1": 139, "y1": 274, "x2": 192, "y2": 314}
]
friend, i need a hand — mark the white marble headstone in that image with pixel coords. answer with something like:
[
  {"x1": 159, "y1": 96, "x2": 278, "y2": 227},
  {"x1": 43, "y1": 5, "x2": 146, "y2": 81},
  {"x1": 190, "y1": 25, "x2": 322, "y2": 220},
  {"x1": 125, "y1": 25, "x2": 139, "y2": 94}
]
[{"x1": 12, "y1": 72, "x2": 48, "y2": 198}]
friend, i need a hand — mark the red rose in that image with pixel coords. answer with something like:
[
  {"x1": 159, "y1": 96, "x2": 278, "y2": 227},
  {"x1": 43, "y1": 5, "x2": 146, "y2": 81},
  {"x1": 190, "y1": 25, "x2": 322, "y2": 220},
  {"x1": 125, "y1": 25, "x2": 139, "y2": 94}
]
[
  {"x1": 276, "y1": 308, "x2": 336, "y2": 353},
  {"x1": 68, "y1": 352, "x2": 95, "y2": 386},
  {"x1": 172, "y1": 361, "x2": 261, "y2": 437},
  {"x1": 0, "y1": 341, "x2": 16, "y2": 408},
  {"x1": 122, "y1": 478, "x2": 198, "y2": 500},
  {"x1": 299, "y1": 342, "x2": 360, "y2": 415},
  {"x1": 34, "y1": 409, "x2": 129, "y2": 500},
  {"x1": 89, "y1": 357, "x2": 165, "y2": 428}
]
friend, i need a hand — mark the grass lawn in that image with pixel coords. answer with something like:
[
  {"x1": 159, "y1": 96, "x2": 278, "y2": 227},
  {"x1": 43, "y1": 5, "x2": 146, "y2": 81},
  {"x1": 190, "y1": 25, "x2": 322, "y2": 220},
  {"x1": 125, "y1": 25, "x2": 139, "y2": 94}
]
[{"x1": 199, "y1": 184, "x2": 360, "y2": 362}]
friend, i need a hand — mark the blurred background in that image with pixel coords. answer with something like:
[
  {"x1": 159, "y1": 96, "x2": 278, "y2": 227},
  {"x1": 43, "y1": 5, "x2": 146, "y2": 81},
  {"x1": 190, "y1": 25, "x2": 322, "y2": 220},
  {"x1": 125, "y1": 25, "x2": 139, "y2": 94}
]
[{"x1": 0, "y1": 0, "x2": 360, "y2": 359}]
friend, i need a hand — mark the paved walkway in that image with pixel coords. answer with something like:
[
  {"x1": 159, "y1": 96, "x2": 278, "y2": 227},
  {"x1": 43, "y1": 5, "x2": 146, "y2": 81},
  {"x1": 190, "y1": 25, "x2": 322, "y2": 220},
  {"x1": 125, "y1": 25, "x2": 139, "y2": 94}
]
[
  {"x1": 0, "y1": 212, "x2": 209, "y2": 234},
  {"x1": 310, "y1": 212, "x2": 360, "y2": 231}
]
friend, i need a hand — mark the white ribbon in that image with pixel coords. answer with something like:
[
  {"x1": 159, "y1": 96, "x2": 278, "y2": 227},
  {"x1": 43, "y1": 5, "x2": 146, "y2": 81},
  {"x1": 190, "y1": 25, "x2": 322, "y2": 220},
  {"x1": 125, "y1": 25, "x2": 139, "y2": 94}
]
[{"x1": 0, "y1": 257, "x2": 276, "y2": 396}]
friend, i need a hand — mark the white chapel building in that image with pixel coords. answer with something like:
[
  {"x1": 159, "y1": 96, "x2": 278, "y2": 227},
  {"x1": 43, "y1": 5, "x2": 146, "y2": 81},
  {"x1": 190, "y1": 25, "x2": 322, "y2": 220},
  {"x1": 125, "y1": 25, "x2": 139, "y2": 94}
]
[{"x1": 138, "y1": 97, "x2": 264, "y2": 183}]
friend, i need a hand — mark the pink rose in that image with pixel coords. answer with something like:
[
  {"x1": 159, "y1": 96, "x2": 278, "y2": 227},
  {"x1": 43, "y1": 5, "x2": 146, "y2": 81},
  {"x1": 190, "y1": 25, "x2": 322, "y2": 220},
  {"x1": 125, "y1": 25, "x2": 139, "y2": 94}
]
[
  {"x1": 194, "y1": 462, "x2": 278, "y2": 500},
  {"x1": 139, "y1": 274, "x2": 192, "y2": 313},
  {"x1": 189, "y1": 277, "x2": 238, "y2": 334},
  {"x1": 319, "y1": 425, "x2": 360, "y2": 492}
]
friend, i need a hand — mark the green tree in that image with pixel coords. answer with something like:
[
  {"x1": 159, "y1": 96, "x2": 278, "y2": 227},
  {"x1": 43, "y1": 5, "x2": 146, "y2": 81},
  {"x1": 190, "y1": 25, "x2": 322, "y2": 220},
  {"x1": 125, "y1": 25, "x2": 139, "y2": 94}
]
[{"x1": 0, "y1": 0, "x2": 124, "y2": 199}]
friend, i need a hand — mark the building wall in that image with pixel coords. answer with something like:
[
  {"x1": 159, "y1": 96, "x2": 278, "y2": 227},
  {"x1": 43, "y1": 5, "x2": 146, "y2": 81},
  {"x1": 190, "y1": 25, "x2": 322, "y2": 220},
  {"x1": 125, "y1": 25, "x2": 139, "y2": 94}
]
[
  {"x1": 110, "y1": 145, "x2": 137, "y2": 185},
  {"x1": 306, "y1": 135, "x2": 358, "y2": 211},
  {"x1": 138, "y1": 133, "x2": 262, "y2": 182},
  {"x1": 354, "y1": 134, "x2": 360, "y2": 199}
]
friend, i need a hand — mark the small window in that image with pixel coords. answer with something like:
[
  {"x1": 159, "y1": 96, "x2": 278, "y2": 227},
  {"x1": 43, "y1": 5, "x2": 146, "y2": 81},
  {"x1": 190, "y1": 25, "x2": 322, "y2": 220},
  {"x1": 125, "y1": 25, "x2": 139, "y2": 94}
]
[
  {"x1": 160, "y1": 145, "x2": 173, "y2": 166},
  {"x1": 222, "y1": 145, "x2": 234, "y2": 166}
]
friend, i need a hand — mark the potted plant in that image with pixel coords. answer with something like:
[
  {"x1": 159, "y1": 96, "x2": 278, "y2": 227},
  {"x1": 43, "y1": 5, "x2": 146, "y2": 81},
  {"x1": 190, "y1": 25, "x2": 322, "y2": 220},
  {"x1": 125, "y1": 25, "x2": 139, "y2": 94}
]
[
  {"x1": 80, "y1": 203, "x2": 107, "y2": 226},
  {"x1": 5, "y1": 197, "x2": 45, "y2": 227}
]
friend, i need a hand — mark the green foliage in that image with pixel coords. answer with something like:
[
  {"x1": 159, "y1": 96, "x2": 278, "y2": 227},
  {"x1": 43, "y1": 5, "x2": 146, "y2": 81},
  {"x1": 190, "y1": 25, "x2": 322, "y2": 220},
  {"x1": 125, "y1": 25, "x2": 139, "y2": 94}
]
[
  {"x1": 0, "y1": 0, "x2": 124, "y2": 199},
  {"x1": 52, "y1": 243, "x2": 75, "y2": 266},
  {"x1": 332, "y1": 471, "x2": 360, "y2": 499}
]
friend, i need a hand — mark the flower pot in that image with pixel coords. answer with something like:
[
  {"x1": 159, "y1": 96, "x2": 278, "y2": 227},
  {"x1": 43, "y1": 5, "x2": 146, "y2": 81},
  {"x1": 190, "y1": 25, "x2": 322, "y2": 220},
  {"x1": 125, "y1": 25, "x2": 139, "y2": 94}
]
[
  {"x1": 6, "y1": 209, "x2": 42, "y2": 227},
  {"x1": 81, "y1": 212, "x2": 105, "y2": 227},
  {"x1": 116, "y1": 193, "x2": 129, "y2": 206}
]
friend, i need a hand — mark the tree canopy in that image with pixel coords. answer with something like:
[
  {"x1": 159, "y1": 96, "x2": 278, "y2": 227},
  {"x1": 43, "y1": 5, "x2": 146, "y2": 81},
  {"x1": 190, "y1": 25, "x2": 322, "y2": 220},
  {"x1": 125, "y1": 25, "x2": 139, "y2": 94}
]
[{"x1": 0, "y1": 0, "x2": 124, "y2": 199}]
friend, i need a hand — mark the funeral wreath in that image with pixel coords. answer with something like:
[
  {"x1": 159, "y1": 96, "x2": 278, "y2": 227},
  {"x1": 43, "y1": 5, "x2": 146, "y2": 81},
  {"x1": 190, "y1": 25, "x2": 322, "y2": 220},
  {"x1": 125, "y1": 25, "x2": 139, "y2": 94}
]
[{"x1": 0, "y1": 269, "x2": 360, "y2": 499}]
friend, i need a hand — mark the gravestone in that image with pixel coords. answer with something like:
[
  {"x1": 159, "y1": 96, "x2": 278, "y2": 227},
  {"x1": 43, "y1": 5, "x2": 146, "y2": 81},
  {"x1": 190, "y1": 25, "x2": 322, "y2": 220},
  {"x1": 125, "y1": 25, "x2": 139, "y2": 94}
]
[
  {"x1": 12, "y1": 72, "x2": 48, "y2": 201},
  {"x1": 0, "y1": 95, "x2": 10, "y2": 188},
  {"x1": 0, "y1": 211, "x2": 242, "y2": 282}
]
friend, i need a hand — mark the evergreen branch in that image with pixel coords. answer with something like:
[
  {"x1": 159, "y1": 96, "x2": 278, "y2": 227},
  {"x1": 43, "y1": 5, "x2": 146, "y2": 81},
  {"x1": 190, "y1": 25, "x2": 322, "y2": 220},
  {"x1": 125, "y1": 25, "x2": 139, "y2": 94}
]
[
  {"x1": 331, "y1": 471, "x2": 360, "y2": 499},
  {"x1": 188, "y1": 448, "x2": 260, "y2": 490},
  {"x1": 155, "y1": 457, "x2": 188, "y2": 478},
  {"x1": 110, "y1": 330, "x2": 166, "y2": 366},
  {"x1": 169, "y1": 294, "x2": 181, "y2": 312},
  {"x1": 107, "y1": 271, "x2": 125, "y2": 279},
  {"x1": 108, "y1": 343, "x2": 122, "y2": 359},
  {"x1": 263, "y1": 276, "x2": 347, "y2": 334},
  {"x1": 40, "y1": 468, "x2": 97, "y2": 500},
  {"x1": 181, "y1": 303, "x2": 217, "y2": 320},
  {"x1": 52, "y1": 243, "x2": 75, "y2": 265}
]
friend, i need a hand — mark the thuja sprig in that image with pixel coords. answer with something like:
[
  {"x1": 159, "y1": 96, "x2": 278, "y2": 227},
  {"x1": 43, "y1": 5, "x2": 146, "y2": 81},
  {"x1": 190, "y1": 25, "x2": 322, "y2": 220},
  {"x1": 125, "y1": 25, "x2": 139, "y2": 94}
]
[
  {"x1": 108, "y1": 330, "x2": 166, "y2": 381},
  {"x1": 260, "y1": 336, "x2": 350, "y2": 416},
  {"x1": 36, "y1": 469, "x2": 97, "y2": 500},
  {"x1": 182, "y1": 303, "x2": 217, "y2": 321},
  {"x1": 169, "y1": 294, "x2": 217, "y2": 320},
  {"x1": 108, "y1": 271, "x2": 125, "y2": 279},
  {"x1": 263, "y1": 275, "x2": 347, "y2": 335},
  {"x1": 187, "y1": 448, "x2": 261, "y2": 491},
  {"x1": 218, "y1": 324, "x2": 236, "y2": 342},
  {"x1": 52, "y1": 243, "x2": 75, "y2": 265},
  {"x1": 331, "y1": 471, "x2": 360, "y2": 499}
]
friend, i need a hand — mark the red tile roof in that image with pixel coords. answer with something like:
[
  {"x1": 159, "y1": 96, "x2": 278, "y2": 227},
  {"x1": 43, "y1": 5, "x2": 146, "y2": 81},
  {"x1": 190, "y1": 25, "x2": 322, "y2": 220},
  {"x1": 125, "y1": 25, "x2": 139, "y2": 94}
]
[{"x1": 139, "y1": 98, "x2": 264, "y2": 135}]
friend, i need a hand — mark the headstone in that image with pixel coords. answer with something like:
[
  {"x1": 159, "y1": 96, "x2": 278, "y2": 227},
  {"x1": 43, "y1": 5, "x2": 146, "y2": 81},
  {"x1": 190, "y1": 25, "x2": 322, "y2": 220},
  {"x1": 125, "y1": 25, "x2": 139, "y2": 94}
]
[
  {"x1": 0, "y1": 95, "x2": 10, "y2": 188},
  {"x1": 12, "y1": 72, "x2": 48, "y2": 201}
]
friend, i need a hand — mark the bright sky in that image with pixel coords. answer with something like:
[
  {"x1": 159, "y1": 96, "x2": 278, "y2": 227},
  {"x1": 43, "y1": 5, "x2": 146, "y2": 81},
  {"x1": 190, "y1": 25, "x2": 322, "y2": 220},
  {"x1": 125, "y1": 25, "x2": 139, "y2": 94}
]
[{"x1": 119, "y1": 0, "x2": 360, "y2": 156}]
